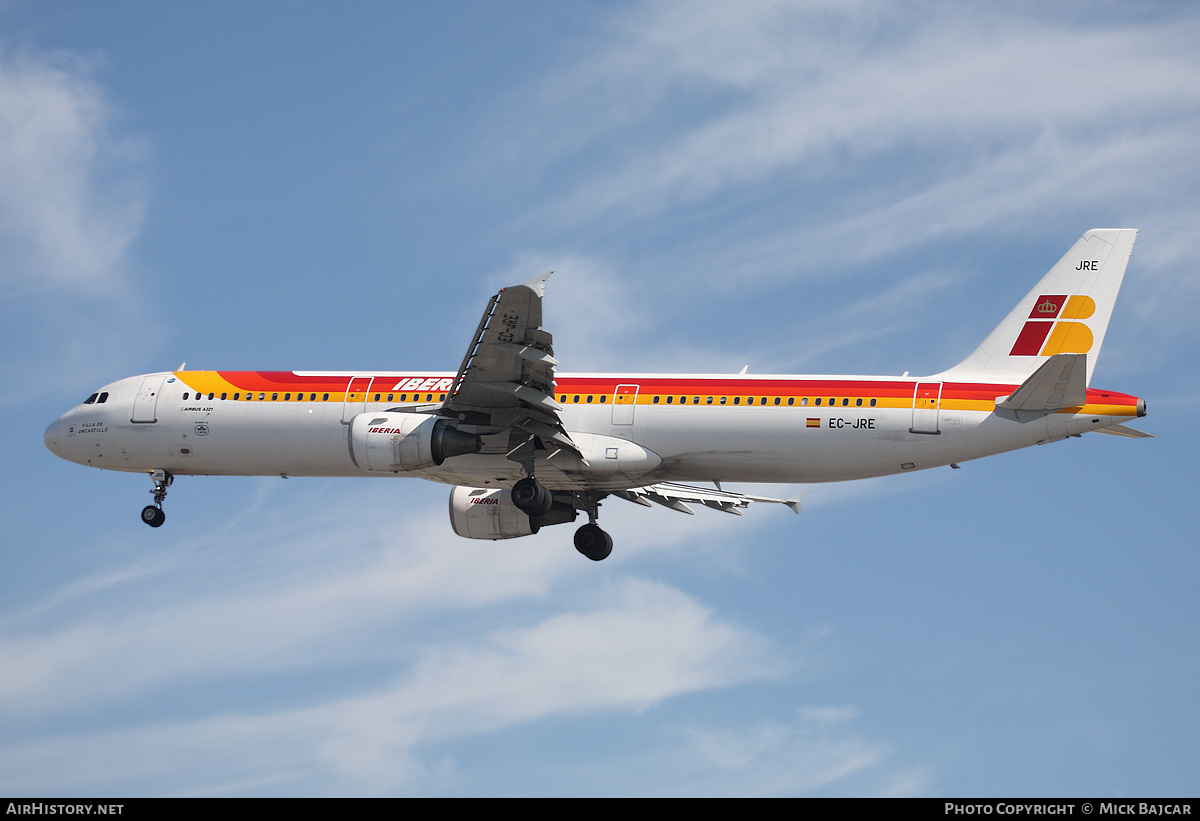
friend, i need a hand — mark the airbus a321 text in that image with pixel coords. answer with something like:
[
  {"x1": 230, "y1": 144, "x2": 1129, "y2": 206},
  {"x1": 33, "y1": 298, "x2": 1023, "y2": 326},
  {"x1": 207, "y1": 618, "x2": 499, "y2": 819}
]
[{"x1": 45, "y1": 230, "x2": 1150, "y2": 560}]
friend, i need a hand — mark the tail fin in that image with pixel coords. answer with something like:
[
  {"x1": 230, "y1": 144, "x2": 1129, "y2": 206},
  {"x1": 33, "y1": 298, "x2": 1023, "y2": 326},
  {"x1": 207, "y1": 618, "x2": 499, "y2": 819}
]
[{"x1": 937, "y1": 229, "x2": 1137, "y2": 385}]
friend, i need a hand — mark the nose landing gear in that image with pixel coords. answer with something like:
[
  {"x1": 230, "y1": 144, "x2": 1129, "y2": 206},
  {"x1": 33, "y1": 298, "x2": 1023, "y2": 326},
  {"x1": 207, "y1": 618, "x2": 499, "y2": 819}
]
[{"x1": 140, "y1": 469, "x2": 172, "y2": 528}]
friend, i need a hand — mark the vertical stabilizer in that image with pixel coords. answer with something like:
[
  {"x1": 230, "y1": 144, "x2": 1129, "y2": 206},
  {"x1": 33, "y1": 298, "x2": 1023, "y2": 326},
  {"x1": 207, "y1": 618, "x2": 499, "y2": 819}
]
[{"x1": 936, "y1": 229, "x2": 1137, "y2": 385}]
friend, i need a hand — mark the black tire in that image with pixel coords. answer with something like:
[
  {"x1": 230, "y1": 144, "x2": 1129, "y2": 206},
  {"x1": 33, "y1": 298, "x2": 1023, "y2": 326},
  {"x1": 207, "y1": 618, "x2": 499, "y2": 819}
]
[
  {"x1": 574, "y1": 523, "x2": 613, "y2": 561},
  {"x1": 141, "y1": 505, "x2": 165, "y2": 528},
  {"x1": 512, "y1": 477, "x2": 553, "y2": 517}
]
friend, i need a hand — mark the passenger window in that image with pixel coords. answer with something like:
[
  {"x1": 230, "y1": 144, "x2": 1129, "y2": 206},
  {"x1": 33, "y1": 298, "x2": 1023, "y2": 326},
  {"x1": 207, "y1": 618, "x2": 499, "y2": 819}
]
[
  {"x1": 719, "y1": 396, "x2": 726, "y2": 405},
  {"x1": 439, "y1": 394, "x2": 446, "y2": 401},
  {"x1": 599, "y1": 395, "x2": 607, "y2": 403},
  {"x1": 587, "y1": 395, "x2": 593, "y2": 403},
  {"x1": 692, "y1": 396, "x2": 699, "y2": 404},
  {"x1": 870, "y1": 398, "x2": 877, "y2": 407},
  {"x1": 220, "y1": 393, "x2": 227, "y2": 400},
  {"x1": 801, "y1": 397, "x2": 808, "y2": 406},
  {"x1": 653, "y1": 396, "x2": 660, "y2": 404},
  {"x1": 842, "y1": 398, "x2": 849, "y2": 406},
  {"x1": 787, "y1": 397, "x2": 794, "y2": 406},
  {"x1": 666, "y1": 396, "x2": 673, "y2": 404},
  {"x1": 856, "y1": 398, "x2": 862, "y2": 407},
  {"x1": 284, "y1": 393, "x2": 291, "y2": 401},
  {"x1": 182, "y1": 392, "x2": 189, "y2": 400},
  {"x1": 774, "y1": 397, "x2": 781, "y2": 405},
  {"x1": 426, "y1": 394, "x2": 433, "y2": 402},
  {"x1": 373, "y1": 393, "x2": 380, "y2": 402},
  {"x1": 815, "y1": 398, "x2": 822, "y2": 406},
  {"x1": 322, "y1": 393, "x2": 329, "y2": 401},
  {"x1": 271, "y1": 393, "x2": 278, "y2": 401},
  {"x1": 560, "y1": 395, "x2": 566, "y2": 403},
  {"x1": 733, "y1": 396, "x2": 740, "y2": 405},
  {"x1": 234, "y1": 393, "x2": 240, "y2": 400},
  {"x1": 388, "y1": 394, "x2": 395, "y2": 402},
  {"x1": 680, "y1": 396, "x2": 686, "y2": 404},
  {"x1": 259, "y1": 393, "x2": 266, "y2": 401},
  {"x1": 208, "y1": 392, "x2": 215, "y2": 400},
  {"x1": 760, "y1": 397, "x2": 767, "y2": 405},
  {"x1": 706, "y1": 396, "x2": 713, "y2": 405},
  {"x1": 573, "y1": 395, "x2": 580, "y2": 403},
  {"x1": 399, "y1": 394, "x2": 407, "y2": 402}
]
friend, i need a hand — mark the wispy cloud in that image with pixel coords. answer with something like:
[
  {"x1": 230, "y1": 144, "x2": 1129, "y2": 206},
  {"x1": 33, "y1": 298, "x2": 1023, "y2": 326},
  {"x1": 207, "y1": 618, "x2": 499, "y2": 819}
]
[
  {"x1": 0, "y1": 482, "x2": 828, "y2": 794},
  {"x1": 0, "y1": 47, "x2": 151, "y2": 401}
]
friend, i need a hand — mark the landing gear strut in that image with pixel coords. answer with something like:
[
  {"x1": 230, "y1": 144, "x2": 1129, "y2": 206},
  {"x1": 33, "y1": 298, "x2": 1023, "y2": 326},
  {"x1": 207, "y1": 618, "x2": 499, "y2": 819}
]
[{"x1": 141, "y1": 469, "x2": 172, "y2": 528}]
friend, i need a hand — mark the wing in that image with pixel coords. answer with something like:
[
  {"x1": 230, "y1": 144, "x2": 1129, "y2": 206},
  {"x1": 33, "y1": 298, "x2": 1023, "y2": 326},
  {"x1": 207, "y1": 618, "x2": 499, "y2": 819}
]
[
  {"x1": 613, "y1": 482, "x2": 805, "y2": 516},
  {"x1": 440, "y1": 274, "x2": 581, "y2": 466}
]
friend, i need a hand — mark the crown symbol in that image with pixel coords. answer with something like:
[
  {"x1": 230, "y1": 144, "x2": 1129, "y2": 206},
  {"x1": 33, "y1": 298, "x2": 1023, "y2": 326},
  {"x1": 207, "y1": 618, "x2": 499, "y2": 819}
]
[{"x1": 1037, "y1": 299, "x2": 1058, "y2": 314}]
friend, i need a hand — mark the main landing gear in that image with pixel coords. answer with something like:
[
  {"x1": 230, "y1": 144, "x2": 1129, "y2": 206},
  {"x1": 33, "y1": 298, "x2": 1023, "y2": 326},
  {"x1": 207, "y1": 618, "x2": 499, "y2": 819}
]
[
  {"x1": 573, "y1": 522, "x2": 613, "y2": 562},
  {"x1": 511, "y1": 477, "x2": 553, "y2": 517},
  {"x1": 140, "y1": 469, "x2": 172, "y2": 528},
  {"x1": 512, "y1": 476, "x2": 614, "y2": 561}
]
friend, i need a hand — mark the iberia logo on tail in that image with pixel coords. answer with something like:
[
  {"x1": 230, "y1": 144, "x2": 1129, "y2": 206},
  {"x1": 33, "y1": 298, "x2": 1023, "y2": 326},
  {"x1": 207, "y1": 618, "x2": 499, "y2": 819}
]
[{"x1": 1009, "y1": 294, "x2": 1097, "y2": 356}]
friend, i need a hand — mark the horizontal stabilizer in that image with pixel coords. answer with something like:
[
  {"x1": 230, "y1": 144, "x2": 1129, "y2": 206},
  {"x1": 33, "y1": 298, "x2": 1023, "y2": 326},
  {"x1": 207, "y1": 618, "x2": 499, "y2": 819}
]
[
  {"x1": 1095, "y1": 424, "x2": 1155, "y2": 439},
  {"x1": 997, "y1": 353, "x2": 1086, "y2": 415}
]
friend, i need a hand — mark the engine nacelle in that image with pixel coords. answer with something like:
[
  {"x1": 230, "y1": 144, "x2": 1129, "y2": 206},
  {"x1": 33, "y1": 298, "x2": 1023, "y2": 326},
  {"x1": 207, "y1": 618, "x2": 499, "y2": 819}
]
[
  {"x1": 449, "y1": 486, "x2": 577, "y2": 540},
  {"x1": 349, "y1": 412, "x2": 481, "y2": 472}
]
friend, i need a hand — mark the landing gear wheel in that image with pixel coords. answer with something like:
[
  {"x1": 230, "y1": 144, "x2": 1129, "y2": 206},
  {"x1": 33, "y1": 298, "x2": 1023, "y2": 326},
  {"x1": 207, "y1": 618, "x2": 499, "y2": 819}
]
[
  {"x1": 141, "y1": 505, "x2": 165, "y2": 528},
  {"x1": 574, "y1": 523, "x2": 613, "y2": 561},
  {"x1": 512, "y1": 477, "x2": 553, "y2": 517}
]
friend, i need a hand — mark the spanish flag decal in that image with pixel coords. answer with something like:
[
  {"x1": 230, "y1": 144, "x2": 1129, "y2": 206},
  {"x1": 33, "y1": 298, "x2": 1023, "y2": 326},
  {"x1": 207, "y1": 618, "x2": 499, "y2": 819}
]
[{"x1": 806, "y1": 418, "x2": 821, "y2": 428}]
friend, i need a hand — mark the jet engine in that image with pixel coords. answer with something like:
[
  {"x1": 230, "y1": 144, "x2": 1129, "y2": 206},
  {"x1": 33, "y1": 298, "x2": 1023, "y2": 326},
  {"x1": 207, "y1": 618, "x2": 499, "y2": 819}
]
[
  {"x1": 449, "y1": 486, "x2": 577, "y2": 540},
  {"x1": 349, "y1": 412, "x2": 481, "y2": 472}
]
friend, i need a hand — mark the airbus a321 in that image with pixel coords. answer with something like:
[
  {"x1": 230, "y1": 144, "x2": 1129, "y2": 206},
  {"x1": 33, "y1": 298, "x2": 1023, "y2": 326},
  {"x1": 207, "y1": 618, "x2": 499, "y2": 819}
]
[{"x1": 45, "y1": 229, "x2": 1150, "y2": 560}]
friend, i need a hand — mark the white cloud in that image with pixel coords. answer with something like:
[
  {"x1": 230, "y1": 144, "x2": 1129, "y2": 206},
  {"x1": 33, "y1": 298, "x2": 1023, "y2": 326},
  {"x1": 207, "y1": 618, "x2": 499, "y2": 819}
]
[
  {"x1": 0, "y1": 48, "x2": 146, "y2": 296},
  {"x1": 485, "y1": 4, "x2": 1200, "y2": 281},
  {"x1": 0, "y1": 552, "x2": 784, "y2": 794},
  {"x1": 0, "y1": 47, "x2": 151, "y2": 402}
]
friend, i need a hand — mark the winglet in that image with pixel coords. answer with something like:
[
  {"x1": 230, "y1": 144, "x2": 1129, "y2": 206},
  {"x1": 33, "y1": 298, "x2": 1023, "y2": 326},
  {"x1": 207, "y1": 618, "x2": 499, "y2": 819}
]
[
  {"x1": 784, "y1": 491, "x2": 807, "y2": 515},
  {"x1": 521, "y1": 271, "x2": 554, "y2": 298}
]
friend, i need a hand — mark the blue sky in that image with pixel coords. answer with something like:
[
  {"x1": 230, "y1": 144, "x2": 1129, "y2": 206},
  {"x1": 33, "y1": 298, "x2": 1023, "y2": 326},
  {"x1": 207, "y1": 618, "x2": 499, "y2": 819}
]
[{"x1": 2, "y1": 1, "x2": 1197, "y2": 796}]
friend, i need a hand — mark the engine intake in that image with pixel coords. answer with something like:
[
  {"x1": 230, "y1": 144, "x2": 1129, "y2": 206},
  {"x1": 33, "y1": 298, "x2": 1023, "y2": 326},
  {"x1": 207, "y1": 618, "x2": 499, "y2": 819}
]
[{"x1": 349, "y1": 412, "x2": 481, "y2": 472}]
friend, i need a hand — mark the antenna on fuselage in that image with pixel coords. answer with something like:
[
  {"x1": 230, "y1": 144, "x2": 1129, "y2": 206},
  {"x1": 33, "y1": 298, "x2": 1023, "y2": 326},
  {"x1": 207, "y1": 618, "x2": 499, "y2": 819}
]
[{"x1": 738, "y1": 365, "x2": 749, "y2": 375}]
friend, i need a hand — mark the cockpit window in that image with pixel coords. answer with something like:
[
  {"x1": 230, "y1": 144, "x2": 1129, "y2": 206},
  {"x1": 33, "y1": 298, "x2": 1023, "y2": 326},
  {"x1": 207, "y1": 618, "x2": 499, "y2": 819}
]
[
  {"x1": 98, "y1": 392, "x2": 109, "y2": 403},
  {"x1": 83, "y1": 393, "x2": 98, "y2": 405}
]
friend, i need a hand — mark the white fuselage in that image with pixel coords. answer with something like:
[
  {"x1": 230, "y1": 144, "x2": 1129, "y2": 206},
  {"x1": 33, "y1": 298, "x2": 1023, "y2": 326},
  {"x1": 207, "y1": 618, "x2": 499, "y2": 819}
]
[{"x1": 43, "y1": 370, "x2": 1142, "y2": 491}]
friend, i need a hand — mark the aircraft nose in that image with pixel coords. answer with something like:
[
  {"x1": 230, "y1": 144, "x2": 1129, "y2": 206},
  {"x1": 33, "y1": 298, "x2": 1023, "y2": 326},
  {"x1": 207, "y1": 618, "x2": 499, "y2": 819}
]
[{"x1": 44, "y1": 419, "x2": 60, "y2": 456}]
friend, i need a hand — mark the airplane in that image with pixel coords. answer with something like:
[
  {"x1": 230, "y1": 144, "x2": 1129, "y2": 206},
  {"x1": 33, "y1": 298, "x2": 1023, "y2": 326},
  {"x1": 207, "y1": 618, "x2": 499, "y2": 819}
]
[{"x1": 44, "y1": 229, "x2": 1150, "y2": 561}]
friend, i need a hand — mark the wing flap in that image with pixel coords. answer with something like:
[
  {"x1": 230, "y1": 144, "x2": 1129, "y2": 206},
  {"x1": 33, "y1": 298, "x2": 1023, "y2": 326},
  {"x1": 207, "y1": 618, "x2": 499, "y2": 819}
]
[{"x1": 614, "y1": 482, "x2": 803, "y2": 516}]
